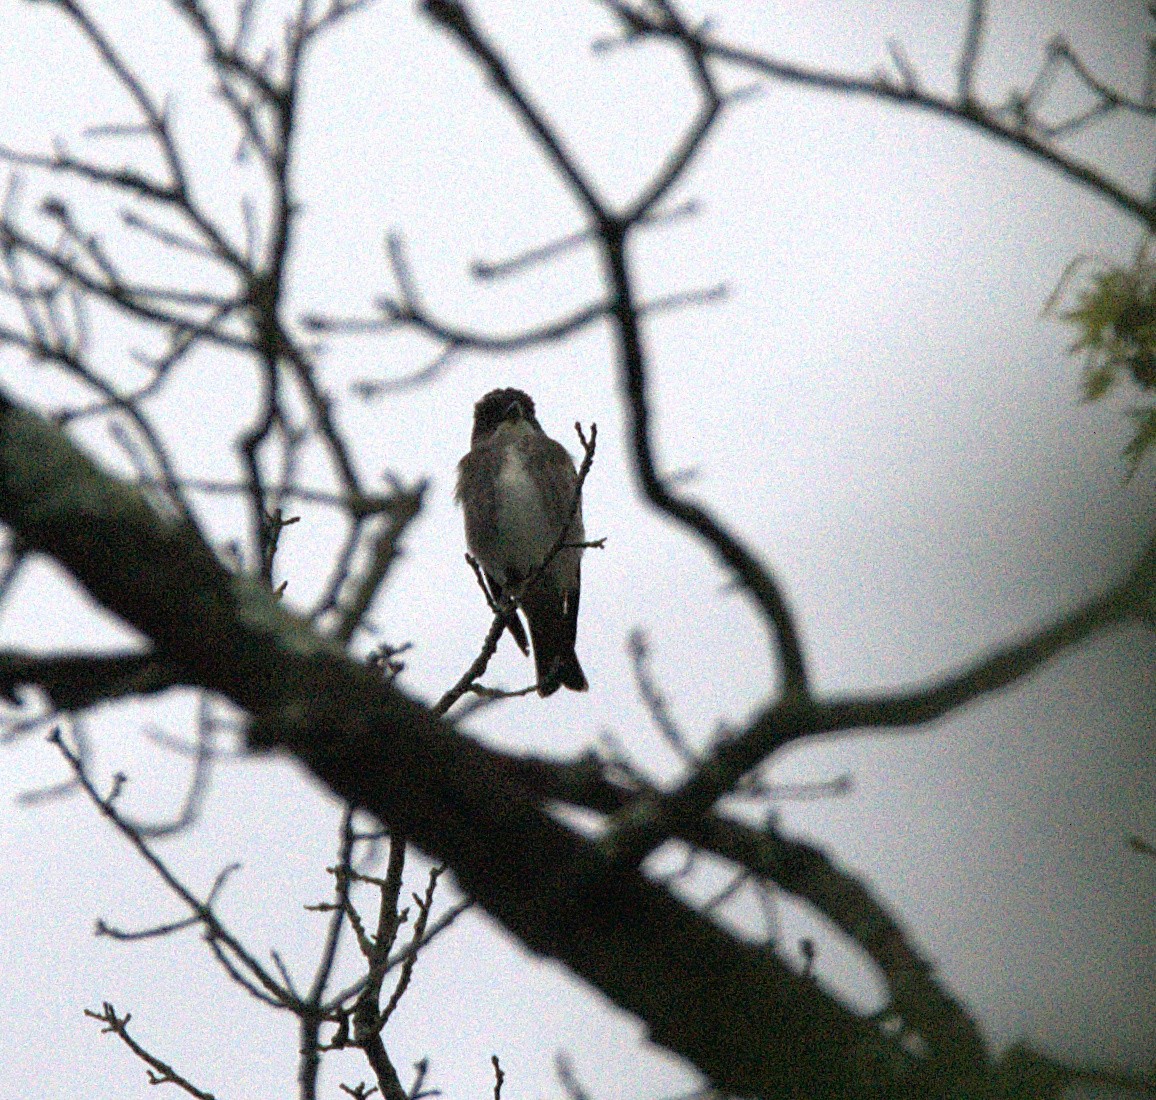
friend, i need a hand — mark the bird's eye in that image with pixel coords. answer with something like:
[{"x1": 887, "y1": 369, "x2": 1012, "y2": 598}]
[{"x1": 505, "y1": 402, "x2": 522, "y2": 420}]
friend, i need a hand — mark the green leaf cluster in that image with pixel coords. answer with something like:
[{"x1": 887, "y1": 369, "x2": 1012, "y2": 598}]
[{"x1": 1047, "y1": 239, "x2": 1156, "y2": 470}]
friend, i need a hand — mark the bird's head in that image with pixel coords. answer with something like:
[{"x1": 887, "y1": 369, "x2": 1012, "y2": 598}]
[{"x1": 471, "y1": 387, "x2": 540, "y2": 443}]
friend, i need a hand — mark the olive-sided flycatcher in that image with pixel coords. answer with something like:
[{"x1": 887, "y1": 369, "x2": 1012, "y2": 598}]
[{"x1": 456, "y1": 388, "x2": 588, "y2": 696}]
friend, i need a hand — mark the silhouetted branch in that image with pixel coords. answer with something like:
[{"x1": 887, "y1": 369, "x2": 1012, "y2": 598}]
[
  {"x1": 597, "y1": 0, "x2": 1156, "y2": 230},
  {"x1": 50, "y1": 728, "x2": 294, "y2": 1009},
  {"x1": 957, "y1": 0, "x2": 986, "y2": 102},
  {"x1": 1, "y1": 392, "x2": 919, "y2": 1098},
  {"x1": 472, "y1": 199, "x2": 700, "y2": 280},
  {"x1": 810, "y1": 556, "x2": 1148, "y2": 736},
  {"x1": 331, "y1": 483, "x2": 426, "y2": 646},
  {"x1": 2, "y1": 3, "x2": 1151, "y2": 1097},
  {"x1": 628, "y1": 630, "x2": 696, "y2": 764},
  {"x1": 85, "y1": 1002, "x2": 218, "y2": 1100},
  {"x1": 422, "y1": 1, "x2": 608, "y2": 220},
  {"x1": 993, "y1": 1043, "x2": 1156, "y2": 1100},
  {"x1": 597, "y1": 542, "x2": 1146, "y2": 870},
  {"x1": 0, "y1": 650, "x2": 178, "y2": 710},
  {"x1": 500, "y1": 748, "x2": 983, "y2": 1069}
]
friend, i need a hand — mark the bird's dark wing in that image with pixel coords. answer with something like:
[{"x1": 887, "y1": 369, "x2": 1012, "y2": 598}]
[
  {"x1": 456, "y1": 444, "x2": 501, "y2": 567},
  {"x1": 457, "y1": 446, "x2": 530, "y2": 655},
  {"x1": 522, "y1": 434, "x2": 586, "y2": 694},
  {"x1": 533, "y1": 436, "x2": 583, "y2": 539}
]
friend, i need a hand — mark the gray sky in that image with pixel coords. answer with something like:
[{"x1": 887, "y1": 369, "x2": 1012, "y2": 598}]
[{"x1": 1, "y1": 2, "x2": 1153, "y2": 1098}]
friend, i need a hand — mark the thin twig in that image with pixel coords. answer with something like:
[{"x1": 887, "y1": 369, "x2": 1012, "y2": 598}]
[
  {"x1": 51, "y1": 730, "x2": 294, "y2": 1009},
  {"x1": 85, "y1": 1003, "x2": 218, "y2": 1100},
  {"x1": 957, "y1": 0, "x2": 986, "y2": 102}
]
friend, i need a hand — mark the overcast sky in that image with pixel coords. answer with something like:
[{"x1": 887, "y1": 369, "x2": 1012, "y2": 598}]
[{"x1": 1, "y1": 2, "x2": 1154, "y2": 1099}]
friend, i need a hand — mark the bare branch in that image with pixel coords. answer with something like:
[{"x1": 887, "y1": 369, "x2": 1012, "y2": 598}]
[
  {"x1": 49, "y1": 730, "x2": 295, "y2": 1009},
  {"x1": 606, "y1": 5, "x2": 1156, "y2": 230},
  {"x1": 957, "y1": 0, "x2": 986, "y2": 102},
  {"x1": 555, "y1": 1053, "x2": 593, "y2": 1100},
  {"x1": 128, "y1": 476, "x2": 396, "y2": 515},
  {"x1": 885, "y1": 39, "x2": 922, "y2": 95},
  {"x1": 598, "y1": 534, "x2": 1149, "y2": 879},
  {"x1": 85, "y1": 1003, "x2": 218, "y2": 1100},
  {"x1": 349, "y1": 346, "x2": 458, "y2": 399},
  {"x1": 0, "y1": 217, "x2": 252, "y2": 351},
  {"x1": 322, "y1": 296, "x2": 610, "y2": 351},
  {"x1": 603, "y1": 235, "x2": 810, "y2": 696},
  {"x1": 472, "y1": 199, "x2": 700, "y2": 280},
  {"x1": 624, "y1": 2, "x2": 723, "y2": 222},
  {"x1": 421, "y1": 1, "x2": 609, "y2": 222},
  {"x1": 330, "y1": 483, "x2": 426, "y2": 647},
  {"x1": 810, "y1": 561, "x2": 1145, "y2": 736},
  {"x1": 499, "y1": 748, "x2": 982, "y2": 1067},
  {"x1": 322, "y1": 893, "x2": 472, "y2": 1016},
  {"x1": 491, "y1": 1055, "x2": 505, "y2": 1100},
  {"x1": 0, "y1": 649, "x2": 180, "y2": 710},
  {"x1": 379, "y1": 865, "x2": 443, "y2": 1026},
  {"x1": 0, "y1": 390, "x2": 963, "y2": 1097},
  {"x1": 1051, "y1": 36, "x2": 1156, "y2": 120},
  {"x1": 627, "y1": 630, "x2": 696, "y2": 764},
  {"x1": 96, "y1": 913, "x2": 201, "y2": 941}
]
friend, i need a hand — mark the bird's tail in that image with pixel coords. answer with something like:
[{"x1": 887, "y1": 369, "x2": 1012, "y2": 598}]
[
  {"x1": 551, "y1": 648, "x2": 588, "y2": 694},
  {"x1": 524, "y1": 581, "x2": 588, "y2": 696}
]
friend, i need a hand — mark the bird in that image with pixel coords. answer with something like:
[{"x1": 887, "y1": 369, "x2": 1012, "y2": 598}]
[{"x1": 456, "y1": 387, "x2": 588, "y2": 696}]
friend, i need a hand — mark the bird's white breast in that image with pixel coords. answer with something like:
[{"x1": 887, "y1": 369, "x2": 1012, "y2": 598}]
[{"x1": 494, "y1": 441, "x2": 555, "y2": 578}]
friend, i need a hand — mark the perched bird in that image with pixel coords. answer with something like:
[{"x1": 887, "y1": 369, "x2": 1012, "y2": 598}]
[{"x1": 456, "y1": 387, "x2": 588, "y2": 696}]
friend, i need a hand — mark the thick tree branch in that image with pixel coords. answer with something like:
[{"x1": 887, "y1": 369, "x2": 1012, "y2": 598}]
[
  {"x1": 0, "y1": 649, "x2": 179, "y2": 710},
  {"x1": 500, "y1": 750, "x2": 984, "y2": 1069},
  {"x1": 0, "y1": 391, "x2": 926, "y2": 1100}
]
